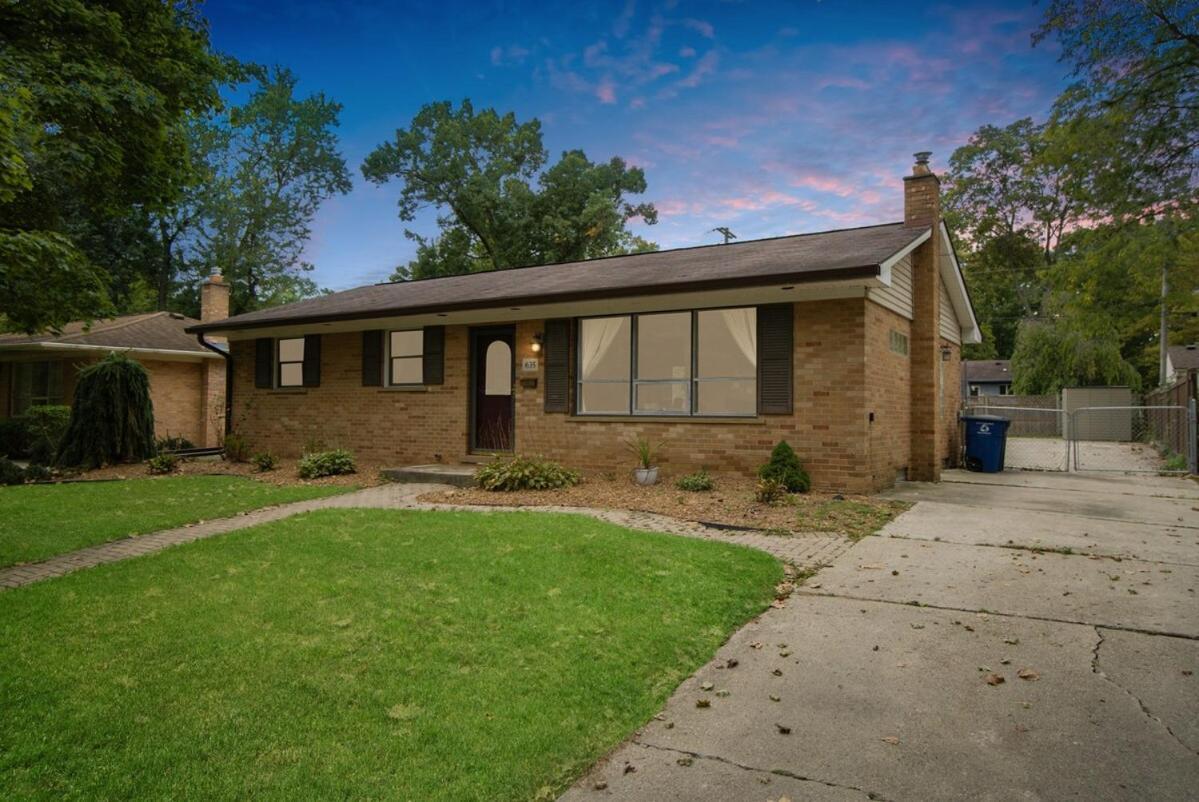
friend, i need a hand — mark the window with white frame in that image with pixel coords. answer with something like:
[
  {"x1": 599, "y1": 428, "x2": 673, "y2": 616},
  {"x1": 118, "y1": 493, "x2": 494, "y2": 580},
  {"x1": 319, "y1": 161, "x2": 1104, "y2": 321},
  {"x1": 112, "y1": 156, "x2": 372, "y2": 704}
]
[
  {"x1": 277, "y1": 338, "x2": 305, "y2": 387},
  {"x1": 576, "y1": 307, "x2": 757, "y2": 417},
  {"x1": 389, "y1": 330, "x2": 423, "y2": 385}
]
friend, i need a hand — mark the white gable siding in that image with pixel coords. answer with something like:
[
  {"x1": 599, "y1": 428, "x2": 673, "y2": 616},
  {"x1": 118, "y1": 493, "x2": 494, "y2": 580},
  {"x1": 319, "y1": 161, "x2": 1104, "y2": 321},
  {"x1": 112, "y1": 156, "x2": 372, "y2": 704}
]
[
  {"x1": 867, "y1": 254, "x2": 913, "y2": 319},
  {"x1": 939, "y1": 280, "x2": 961, "y2": 344}
]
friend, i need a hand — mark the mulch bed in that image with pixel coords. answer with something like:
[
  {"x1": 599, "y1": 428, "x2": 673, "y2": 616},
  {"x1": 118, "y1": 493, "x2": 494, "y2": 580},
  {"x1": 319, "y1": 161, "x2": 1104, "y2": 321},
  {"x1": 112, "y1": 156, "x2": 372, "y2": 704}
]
[
  {"x1": 73, "y1": 457, "x2": 387, "y2": 488},
  {"x1": 420, "y1": 476, "x2": 908, "y2": 538}
]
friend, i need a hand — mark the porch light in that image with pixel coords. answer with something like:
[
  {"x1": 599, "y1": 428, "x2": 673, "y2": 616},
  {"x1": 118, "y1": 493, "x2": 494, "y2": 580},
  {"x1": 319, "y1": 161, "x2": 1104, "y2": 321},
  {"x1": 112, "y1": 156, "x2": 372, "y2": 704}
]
[{"x1": 531, "y1": 332, "x2": 544, "y2": 353}]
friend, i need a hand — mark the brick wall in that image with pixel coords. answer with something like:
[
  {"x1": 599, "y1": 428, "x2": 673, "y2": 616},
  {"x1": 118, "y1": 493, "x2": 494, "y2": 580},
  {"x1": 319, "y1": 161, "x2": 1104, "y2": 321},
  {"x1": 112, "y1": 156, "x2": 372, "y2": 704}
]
[
  {"x1": 226, "y1": 298, "x2": 902, "y2": 493},
  {"x1": 142, "y1": 359, "x2": 208, "y2": 446},
  {"x1": 865, "y1": 302, "x2": 912, "y2": 485},
  {"x1": 939, "y1": 340, "x2": 961, "y2": 466}
]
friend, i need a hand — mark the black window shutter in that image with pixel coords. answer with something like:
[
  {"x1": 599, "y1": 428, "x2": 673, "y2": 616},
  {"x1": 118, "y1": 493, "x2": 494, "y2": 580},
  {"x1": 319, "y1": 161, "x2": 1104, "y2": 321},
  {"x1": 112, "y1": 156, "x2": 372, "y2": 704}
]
[
  {"x1": 254, "y1": 338, "x2": 273, "y2": 388},
  {"x1": 422, "y1": 325, "x2": 445, "y2": 385},
  {"x1": 544, "y1": 318, "x2": 570, "y2": 412},
  {"x1": 302, "y1": 334, "x2": 321, "y2": 387},
  {"x1": 362, "y1": 330, "x2": 383, "y2": 386},
  {"x1": 757, "y1": 304, "x2": 793, "y2": 414}
]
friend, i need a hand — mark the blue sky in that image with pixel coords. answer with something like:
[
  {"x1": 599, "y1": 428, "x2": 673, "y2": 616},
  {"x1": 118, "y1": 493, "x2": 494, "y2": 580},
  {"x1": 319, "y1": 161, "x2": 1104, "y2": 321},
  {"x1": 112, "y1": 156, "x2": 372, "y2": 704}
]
[{"x1": 205, "y1": 0, "x2": 1070, "y2": 290}]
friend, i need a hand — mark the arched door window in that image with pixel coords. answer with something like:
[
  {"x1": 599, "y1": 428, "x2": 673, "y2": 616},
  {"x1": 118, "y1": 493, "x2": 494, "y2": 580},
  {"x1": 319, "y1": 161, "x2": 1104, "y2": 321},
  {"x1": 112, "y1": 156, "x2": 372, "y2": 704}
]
[{"x1": 484, "y1": 340, "x2": 512, "y2": 395}]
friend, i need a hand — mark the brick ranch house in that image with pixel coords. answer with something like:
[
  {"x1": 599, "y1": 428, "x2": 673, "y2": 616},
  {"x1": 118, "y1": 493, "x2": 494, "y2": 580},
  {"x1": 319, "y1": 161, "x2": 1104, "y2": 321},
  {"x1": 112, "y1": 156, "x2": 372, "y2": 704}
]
[
  {"x1": 189, "y1": 155, "x2": 979, "y2": 492},
  {"x1": 0, "y1": 277, "x2": 230, "y2": 448}
]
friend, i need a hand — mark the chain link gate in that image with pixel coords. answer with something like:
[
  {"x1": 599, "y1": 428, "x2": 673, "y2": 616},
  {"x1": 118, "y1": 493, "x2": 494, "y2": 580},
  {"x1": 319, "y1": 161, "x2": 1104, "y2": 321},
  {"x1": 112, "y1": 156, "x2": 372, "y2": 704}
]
[
  {"x1": 1071, "y1": 404, "x2": 1195, "y2": 474},
  {"x1": 961, "y1": 399, "x2": 1197, "y2": 475},
  {"x1": 961, "y1": 402, "x2": 1069, "y2": 471}
]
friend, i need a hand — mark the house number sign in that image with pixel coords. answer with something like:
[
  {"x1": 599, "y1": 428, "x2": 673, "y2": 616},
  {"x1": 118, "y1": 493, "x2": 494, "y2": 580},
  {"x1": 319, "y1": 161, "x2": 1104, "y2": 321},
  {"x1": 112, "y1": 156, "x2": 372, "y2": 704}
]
[{"x1": 521, "y1": 357, "x2": 539, "y2": 373}]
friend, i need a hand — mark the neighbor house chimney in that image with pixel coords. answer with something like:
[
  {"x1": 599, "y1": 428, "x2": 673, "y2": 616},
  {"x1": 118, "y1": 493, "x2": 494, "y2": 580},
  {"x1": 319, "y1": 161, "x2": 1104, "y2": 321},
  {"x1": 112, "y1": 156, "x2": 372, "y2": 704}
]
[
  {"x1": 200, "y1": 273, "x2": 230, "y2": 323},
  {"x1": 198, "y1": 273, "x2": 230, "y2": 451},
  {"x1": 904, "y1": 152, "x2": 944, "y2": 482}
]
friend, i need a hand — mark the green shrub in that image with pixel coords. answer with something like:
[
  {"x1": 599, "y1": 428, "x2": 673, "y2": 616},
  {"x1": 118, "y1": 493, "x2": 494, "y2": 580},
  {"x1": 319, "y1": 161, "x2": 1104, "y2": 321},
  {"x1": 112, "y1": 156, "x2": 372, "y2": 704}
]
[
  {"x1": 223, "y1": 433, "x2": 251, "y2": 463},
  {"x1": 21, "y1": 405, "x2": 71, "y2": 465},
  {"x1": 146, "y1": 453, "x2": 179, "y2": 475},
  {"x1": 476, "y1": 455, "x2": 580, "y2": 491},
  {"x1": 676, "y1": 470, "x2": 714, "y2": 492},
  {"x1": 297, "y1": 449, "x2": 356, "y2": 479},
  {"x1": 757, "y1": 441, "x2": 810, "y2": 494},
  {"x1": 155, "y1": 435, "x2": 195, "y2": 452},
  {"x1": 56, "y1": 353, "x2": 156, "y2": 468},
  {"x1": 22, "y1": 463, "x2": 52, "y2": 483},
  {"x1": 0, "y1": 457, "x2": 26, "y2": 485},
  {"x1": 0, "y1": 417, "x2": 31, "y2": 458},
  {"x1": 754, "y1": 477, "x2": 788, "y2": 505},
  {"x1": 252, "y1": 452, "x2": 279, "y2": 472}
]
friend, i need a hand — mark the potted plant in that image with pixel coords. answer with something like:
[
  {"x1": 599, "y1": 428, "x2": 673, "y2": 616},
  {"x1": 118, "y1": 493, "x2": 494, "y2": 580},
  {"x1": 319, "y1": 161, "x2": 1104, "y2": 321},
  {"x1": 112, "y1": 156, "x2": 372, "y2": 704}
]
[{"x1": 626, "y1": 435, "x2": 663, "y2": 486}]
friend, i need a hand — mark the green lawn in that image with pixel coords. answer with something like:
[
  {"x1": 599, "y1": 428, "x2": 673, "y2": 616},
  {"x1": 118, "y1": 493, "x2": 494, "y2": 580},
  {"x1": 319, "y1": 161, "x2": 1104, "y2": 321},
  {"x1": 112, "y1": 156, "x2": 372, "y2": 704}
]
[
  {"x1": 0, "y1": 509, "x2": 781, "y2": 801},
  {"x1": 0, "y1": 476, "x2": 350, "y2": 567}
]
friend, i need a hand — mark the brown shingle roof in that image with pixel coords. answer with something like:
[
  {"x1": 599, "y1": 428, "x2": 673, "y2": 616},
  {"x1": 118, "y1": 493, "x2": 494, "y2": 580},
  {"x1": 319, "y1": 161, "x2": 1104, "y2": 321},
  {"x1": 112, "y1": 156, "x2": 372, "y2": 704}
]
[
  {"x1": 0, "y1": 312, "x2": 214, "y2": 354},
  {"x1": 963, "y1": 360, "x2": 1012, "y2": 383},
  {"x1": 188, "y1": 222, "x2": 928, "y2": 333},
  {"x1": 1168, "y1": 344, "x2": 1199, "y2": 372}
]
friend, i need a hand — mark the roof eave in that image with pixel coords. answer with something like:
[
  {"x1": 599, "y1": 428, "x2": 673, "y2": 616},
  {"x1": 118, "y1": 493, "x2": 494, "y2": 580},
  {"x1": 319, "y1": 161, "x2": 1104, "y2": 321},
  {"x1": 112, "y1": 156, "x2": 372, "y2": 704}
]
[{"x1": 186, "y1": 264, "x2": 883, "y2": 335}]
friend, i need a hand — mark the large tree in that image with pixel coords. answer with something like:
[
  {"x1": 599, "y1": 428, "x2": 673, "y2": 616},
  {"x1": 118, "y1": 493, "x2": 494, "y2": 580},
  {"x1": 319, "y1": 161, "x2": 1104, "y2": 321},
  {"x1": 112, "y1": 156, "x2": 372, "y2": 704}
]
[
  {"x1": 1036, "y1": 0, "x2": 1198, "y2": 218},
  {"x1": 181, "y1": 67, "x2": 352, "y2": 314},
  {"x1": 362, "y1": 100, "x2": 657, "y2": 281},
  {"x1": 0, "y1": 0, "x2": 226, "y2": 332},
  {"x1": 943, "y1": 119, "x2": 1081, "y2": 359}
]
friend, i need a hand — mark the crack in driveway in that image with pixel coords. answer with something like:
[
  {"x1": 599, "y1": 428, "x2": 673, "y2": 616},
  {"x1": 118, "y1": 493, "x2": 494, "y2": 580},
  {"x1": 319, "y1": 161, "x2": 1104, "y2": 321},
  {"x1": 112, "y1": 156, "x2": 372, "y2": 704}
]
[
  {"x1": 631, "y1": 739, "x2": 890, "y2": 801},
  {"x1": 1091, "y1": 626, "x2": 1199, "y2": 758}
]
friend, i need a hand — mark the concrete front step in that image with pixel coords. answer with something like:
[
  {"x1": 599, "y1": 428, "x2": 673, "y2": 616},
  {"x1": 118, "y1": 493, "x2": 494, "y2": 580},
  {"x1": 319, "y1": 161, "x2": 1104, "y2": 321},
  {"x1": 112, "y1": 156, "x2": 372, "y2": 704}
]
[{"x1": 382, "y1": 464, "x2": 476, "y2": 488}]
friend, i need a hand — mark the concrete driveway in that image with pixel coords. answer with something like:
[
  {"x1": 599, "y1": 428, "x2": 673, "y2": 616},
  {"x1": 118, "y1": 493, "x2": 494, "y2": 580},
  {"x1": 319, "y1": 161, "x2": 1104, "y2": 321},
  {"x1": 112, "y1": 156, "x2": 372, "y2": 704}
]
[{"x1": 563, "y1": 470, "x2": 1199, "y2": 801}]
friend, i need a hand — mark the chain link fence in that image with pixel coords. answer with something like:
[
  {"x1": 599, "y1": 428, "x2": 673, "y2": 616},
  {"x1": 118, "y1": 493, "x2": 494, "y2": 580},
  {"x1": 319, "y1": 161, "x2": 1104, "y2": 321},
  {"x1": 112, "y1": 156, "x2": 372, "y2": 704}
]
[
  {"x1": 962, "y1": 398, "x2": 1197, "y2": 475},
  {"x1": 963, "y1": 399, "x2": 1068, "y2": 472}
]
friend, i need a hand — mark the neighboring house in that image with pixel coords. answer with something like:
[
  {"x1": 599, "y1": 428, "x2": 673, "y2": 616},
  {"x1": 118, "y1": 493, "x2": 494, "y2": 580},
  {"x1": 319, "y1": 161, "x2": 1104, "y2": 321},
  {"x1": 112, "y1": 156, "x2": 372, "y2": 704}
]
[
  {"x1": 1165, "y1": 344, "x2": 1198, "y2": 384},
  {"x1": 963, "y1": 359, "x2": 1013, "y2": 397},
  {"x1": 0, "y1": 275, "x2": 230, "y2": 448},
  {"x1": 188, "y1": 155, "x2": 980, "y2": 493}
]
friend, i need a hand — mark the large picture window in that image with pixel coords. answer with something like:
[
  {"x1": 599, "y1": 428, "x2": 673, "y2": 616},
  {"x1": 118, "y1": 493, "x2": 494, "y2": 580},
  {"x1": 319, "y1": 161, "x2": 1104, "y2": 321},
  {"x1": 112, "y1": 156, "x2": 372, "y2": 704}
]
[
  {"x1": 389, "y1": 330, "x2": 424, "y2": 385},
  {"x1": 277, "y1": 338, "x2": 305, "y2": 387},
  {"x1": 576, "y1": 307, "x2": 757, "y2": 417},
  {"x1": 11, "y1": 361, "x2": 64, "y2": 415}
]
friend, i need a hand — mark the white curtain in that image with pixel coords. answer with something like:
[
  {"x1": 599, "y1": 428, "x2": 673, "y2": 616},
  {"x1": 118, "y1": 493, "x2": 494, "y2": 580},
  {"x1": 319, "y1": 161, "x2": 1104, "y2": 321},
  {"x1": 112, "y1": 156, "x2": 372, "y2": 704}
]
[
  {"x1": 723, "y1": 308, "x2": 757, "y2": 372},
  {"x1": 581, "y1": 317, "x2": 628, "y2": 379}
]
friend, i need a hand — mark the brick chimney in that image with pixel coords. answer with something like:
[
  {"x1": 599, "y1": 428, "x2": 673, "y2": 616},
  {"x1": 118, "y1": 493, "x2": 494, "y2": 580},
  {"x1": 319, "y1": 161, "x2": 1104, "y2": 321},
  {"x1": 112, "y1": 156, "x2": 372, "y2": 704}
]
[
  {"x1": 198, "y1": 273, "x2": 230, "y2": 450},
  {"x1": 200, "y1": 273, "x2": 230, "y2": 323},
  {"x1": 904, "y1": 152, "x2": 943, "y2": 482}
]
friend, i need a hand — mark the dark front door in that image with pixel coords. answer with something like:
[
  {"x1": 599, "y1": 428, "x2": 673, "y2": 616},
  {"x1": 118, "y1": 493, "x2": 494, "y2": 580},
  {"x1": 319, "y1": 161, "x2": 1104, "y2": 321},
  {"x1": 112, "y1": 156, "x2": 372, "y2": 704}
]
[{"x1": 471, "y1": 327, "x2": 515, "y2": 452}]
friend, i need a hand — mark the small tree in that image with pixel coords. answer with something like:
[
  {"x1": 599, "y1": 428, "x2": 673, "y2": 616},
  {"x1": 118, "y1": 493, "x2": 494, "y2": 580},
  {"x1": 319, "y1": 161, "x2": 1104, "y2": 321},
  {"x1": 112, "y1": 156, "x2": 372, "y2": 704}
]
[
  {"x1": 57, "y1": 353, "x2": 156, "y2": 468},
  {"x1": 758, "y1": 441, "x2": 811, "y2": 494}
]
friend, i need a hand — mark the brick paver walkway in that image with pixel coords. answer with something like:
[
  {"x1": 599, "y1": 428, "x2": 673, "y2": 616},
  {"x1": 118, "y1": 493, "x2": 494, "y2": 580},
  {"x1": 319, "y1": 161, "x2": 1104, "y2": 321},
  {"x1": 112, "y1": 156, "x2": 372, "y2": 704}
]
[{"x1": 0, "y1": 483, "x2": 854, "y2": 590}]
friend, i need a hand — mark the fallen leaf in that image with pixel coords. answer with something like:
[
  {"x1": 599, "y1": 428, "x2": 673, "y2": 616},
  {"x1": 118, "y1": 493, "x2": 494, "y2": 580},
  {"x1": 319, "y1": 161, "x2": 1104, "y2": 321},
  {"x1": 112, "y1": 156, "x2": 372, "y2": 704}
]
[
  {"x1": 985, "y1": 673, "x2": 1005, "y2": 686},
  {"x1": 700, "y1": 681, "x2": 714, "y2": 691},
  {"x1": 772, "y1": 668, "x2": 783, "y2": 676},
  {"x1": 677, "y1": 757, "x2": 693, "y2": 767},
  {"x1": 881, "y1": 736, "x2": 900, "y2": 745},
  {"x1": 775, "y1": 723, "x2": 792, "y2": 735},
  {"x1": 623, "y1": 764, "x2": 636, "y2": 775},
  {"x1": 695, "y1": 699, "x2": 710, "y2": 708},
  {"x1": 750, "y1": 641, "x2": 764, "y2": 650},
  {"x1": 715, "y1": 689, "x2": 730, "y2": 698},
  {"x1": 1017, "y1": 668, "x2": 1040, "y2": 681},
  {"x1": 725, "y1": 658, "x2": 739, "y2": 669},
  {"x1": 769, "y1": 694, "x2": 781, "y2": 702},
  {"x1": 594, "y1": 781, "x2": 608, "y2": 790}
]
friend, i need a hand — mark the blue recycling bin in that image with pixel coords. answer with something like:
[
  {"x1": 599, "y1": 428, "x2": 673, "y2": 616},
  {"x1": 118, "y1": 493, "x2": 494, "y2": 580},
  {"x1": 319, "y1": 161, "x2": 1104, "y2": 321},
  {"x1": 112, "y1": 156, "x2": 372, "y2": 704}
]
[{"x1": 961, "y1": 414, "x2": 1011, "y2": 473}]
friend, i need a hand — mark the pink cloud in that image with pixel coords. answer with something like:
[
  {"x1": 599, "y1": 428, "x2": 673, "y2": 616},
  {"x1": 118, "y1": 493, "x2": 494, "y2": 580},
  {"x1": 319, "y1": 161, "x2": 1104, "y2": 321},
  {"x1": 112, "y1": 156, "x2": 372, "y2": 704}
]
[
  {"x1": 596, "y1": 78, "x2": 617, "y2": 104},
  {"x1": 676, "y1": 49, "x2": 718, "y2": 89},
  {"x1": 629, "y1": 96, "x2": 646, "y2": 109},
  {"x1": 679, "y1": 46, "x2": 696, "y2": 58}
]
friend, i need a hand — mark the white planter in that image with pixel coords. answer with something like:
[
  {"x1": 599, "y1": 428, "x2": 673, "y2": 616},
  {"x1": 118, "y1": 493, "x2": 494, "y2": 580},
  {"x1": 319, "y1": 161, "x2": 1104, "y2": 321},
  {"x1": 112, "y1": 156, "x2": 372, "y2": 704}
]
[{"x1": 633, "y1": 466, "x2": 659, "y2": 486}]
